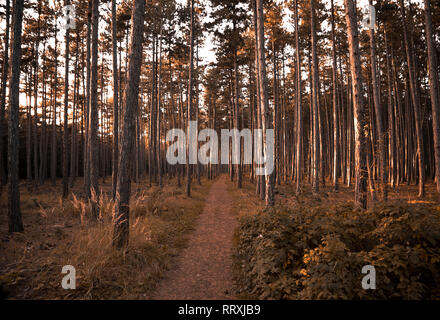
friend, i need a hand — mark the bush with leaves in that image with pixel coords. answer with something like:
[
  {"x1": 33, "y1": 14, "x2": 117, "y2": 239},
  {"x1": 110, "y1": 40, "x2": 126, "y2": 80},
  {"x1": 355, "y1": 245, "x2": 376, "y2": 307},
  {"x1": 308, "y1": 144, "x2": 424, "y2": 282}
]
[{"x1": 234, "y1": 203, "x2": 440, "y2": 299}]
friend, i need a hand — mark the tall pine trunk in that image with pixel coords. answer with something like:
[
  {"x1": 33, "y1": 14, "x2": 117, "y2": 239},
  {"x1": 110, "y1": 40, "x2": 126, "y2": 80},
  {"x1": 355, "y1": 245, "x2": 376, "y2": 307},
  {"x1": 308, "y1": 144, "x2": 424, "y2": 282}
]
[
  {"x1": 186, "y1": 0, "x2": 195, "y2": 197},
  {"x1": 51, "y1": 27, "x2": 58, "y2": 186},
  {"x1": 369, "y1": 0, "x2": 387, "y2": 200},
  {"x1": 255, "y1": 0, "x2": 274, "y2": 207},
  {"x1": 111, "y1": 0, "x2": 119, "y2": 200},
  {"x1": 311, "y1": 0, "x2": 320, "y2": 196},
  {"x1": 8, "y1": 0, "x2": 25, "y2": 232},
  {"x1": 294, "y1": 0, "x2": 302, "y2": 195},
  {"x1": 344, "y1": 0, "x2": 368, "y2": 209},
  {"x1": 0, "y1": 0, "x2": 10, "y2": 187},
  {"x1": 62, "y1": 0, "x2": 70, "y2": 198},
  {"x1": 424, "y1": 0, "x2": 440, "y2": 198},
  {"x1": 84, "y1": 1, "x2": 92, "y2": 194},
  {"x1": 88, "y1": 0, "x2": 100, "y2": 217},
  {"x1": 331, "y1": 0, "x2": 339, "y2": 191},
  {"x1": 113, "y1": 0, "x2": 145, "y2": 249}
]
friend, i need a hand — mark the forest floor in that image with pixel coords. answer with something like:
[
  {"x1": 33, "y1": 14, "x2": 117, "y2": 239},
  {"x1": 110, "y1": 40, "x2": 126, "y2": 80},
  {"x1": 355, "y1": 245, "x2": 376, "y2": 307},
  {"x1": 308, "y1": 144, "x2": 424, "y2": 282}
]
[
  {"x1": 2, "y1": 174, "x2": 440, "y2": 299},
  {"x1": 0, "y1": 176, "x2": 215, "y2": 299},
  {"x1": 227, "y1": 175, "x2": 440, "y2": 218}
]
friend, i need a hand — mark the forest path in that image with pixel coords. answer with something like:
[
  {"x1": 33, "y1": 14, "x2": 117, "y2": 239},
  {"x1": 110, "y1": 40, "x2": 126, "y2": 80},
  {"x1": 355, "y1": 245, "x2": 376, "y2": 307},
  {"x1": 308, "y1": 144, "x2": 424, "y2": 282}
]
[{"x1": 151, "y1": 175, "x2": 237, "y2": 300}]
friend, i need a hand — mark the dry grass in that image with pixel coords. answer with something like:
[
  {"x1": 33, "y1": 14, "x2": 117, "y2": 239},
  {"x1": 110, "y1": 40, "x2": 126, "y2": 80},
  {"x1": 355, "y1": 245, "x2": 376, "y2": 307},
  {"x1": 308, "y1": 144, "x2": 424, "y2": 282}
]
[
  {"x1": 227, "y1": 176, "x2": 440, "y2": 217},
  {"x1": 226, "y1": 177, "x2": 264, "y2": 219},
  {"x1": 0, "y1": 177, "x2": 214, "y2": 299}
]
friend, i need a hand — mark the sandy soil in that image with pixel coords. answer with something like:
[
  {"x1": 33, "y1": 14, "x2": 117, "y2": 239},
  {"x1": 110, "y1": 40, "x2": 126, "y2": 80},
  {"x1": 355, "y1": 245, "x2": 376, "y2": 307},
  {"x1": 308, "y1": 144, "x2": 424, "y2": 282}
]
[{"x1": 151, "y1": 175, "x2": 237, "y2": 300}]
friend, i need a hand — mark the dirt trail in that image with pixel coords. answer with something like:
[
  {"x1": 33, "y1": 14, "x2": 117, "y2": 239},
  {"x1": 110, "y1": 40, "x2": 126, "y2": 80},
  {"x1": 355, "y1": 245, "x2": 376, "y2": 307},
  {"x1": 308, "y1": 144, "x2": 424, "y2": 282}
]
[{"x1": 151, "y1": 175, "x2": 237, "y2": 300}]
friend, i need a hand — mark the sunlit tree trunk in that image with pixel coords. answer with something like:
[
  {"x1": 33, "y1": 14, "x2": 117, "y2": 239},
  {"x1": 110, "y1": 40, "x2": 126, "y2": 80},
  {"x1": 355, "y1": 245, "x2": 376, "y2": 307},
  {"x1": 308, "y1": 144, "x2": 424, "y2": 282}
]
[
  {"x1": 157, "y1": 23, "x2": 163, "y2": 189},
  {"x1": 424, "y1": 0, "x2": 440, "y2": 198},
  {"x1": 311, "y1": 0, "x2": 320, "y2": 196},
  {"x1": 294, "y1": 0, "x2": 302, "y2": 195},
  {"x1": 384, "y1": 30, "x2": 396, "y2": 189},
  {"x1": 88, "y1": 0, "x2": 100, "y2": 217},
  {"x1": 84, "y1": 0, "x2": 91, "y2": 194},
  {"x1": 255, "y1": 0, "x2": 274, "y2": 206},
  {"x1": 344, "y1": 0, "x2": 368, "y2": 209},
  {"x1": 331, "y1": 0, "x2": 339, "y2": 191},
  {"x1": 369, "y1": 0, "x2": 387, "y2": 201},
  {"x1": 62, "y1": 0, "x2": 70, "y2": 198},
  {"x1": 111, "y1": 0, "x2": 119, "y2": 199}
]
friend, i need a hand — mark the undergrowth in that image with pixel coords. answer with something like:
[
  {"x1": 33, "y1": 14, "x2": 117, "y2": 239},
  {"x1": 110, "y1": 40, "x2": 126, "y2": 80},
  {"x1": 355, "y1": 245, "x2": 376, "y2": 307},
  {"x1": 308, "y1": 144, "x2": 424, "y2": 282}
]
[
  {"x1": 0, "y1": 179, "x2": 212, "y2": 299},
  {"x1": 234, "y1": 202, "x2": 440, "y2": 300}
]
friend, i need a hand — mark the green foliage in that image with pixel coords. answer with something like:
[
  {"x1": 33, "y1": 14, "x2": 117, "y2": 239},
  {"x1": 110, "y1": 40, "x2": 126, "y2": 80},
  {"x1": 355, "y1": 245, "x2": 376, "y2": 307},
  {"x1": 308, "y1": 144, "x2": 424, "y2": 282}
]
[{"x1": 234, "y1": 203, "x2": 440, "y2": 300}]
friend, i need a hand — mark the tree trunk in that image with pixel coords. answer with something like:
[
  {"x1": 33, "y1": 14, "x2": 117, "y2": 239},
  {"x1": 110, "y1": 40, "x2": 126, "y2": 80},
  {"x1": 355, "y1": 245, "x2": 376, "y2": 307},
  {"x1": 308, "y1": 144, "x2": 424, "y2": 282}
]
[
  {"x1": 8, "y1": 0, "x2": 25, "y2": 233},
  {"x1": 234, "y1": 47, "x2": 242, "y2": 188},
  {"x1": 0, "y1": 0, "x2": 10, "y2": 186},
  {"x1": 311, "y1": 0, "x2": 320, "y2": 196},
  {"x1": 33, "y1": 5, "x2": 41, "y2": 185},
  {"x1": 84, "y1": 0, "x2": 92, "y2": 194},
  {"x1": 88, "y1": 0, "x2": 100, "y2": 217},
  {"x1": 331, "y1": 0, "x2": 339, "y2": 191},
  {"x1": 157, "y1": 23, "x2": 163, "y2": 188},
  {"x1": 344, "y1": 0, "x2": 368, "y2": 209},
  {"x1": 369, "y1": 0, "x2": 387, "y2": 200},
  {"x1": 384, "y1": 30, "x2": 396, "y2": 189},
  {"x1": 186, "y1": 0, "x2": 195, "y2": 197},
  {"x1": 111, "y1": 0, "x2": 119, "y2": 199},
  {"x1": 62, "y1": 0, "x2": 70, "y2": 198},
  {"x1": 51, "y1": 27, "x2": 58, "y2": 186},
  {"x1": 424, "y1": 0, "x2": 440, "y2": 198},
  {"x1": 113, "y1": 0, "x2": 145, "y2": 249},
  {"x1": 255, "y1": 0, "x2": 274, "y2": 207},
  {"x1": 294, "y1": 0, "x2": 302, "y2": 195}
]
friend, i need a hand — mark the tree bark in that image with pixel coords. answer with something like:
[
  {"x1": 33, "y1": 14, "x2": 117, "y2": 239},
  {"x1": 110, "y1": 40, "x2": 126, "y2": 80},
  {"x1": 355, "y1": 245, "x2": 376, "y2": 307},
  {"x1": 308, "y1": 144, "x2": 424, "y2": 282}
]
[
  {"x1": 424, "y1": 0, "x2": 440, "y2": 198},
  {"x1": 51, "y1": 26, "x2": 58, "y2": 186},
  {"x1": 84, "y1": 0, "x2": 92, "y2": 194},
  {"x1": 62, "y1": 0, "x2": 70, "y2": 198},
  {"x1": 294, "y1": 0, "x2": 302, "y2": 195},
  {"x1": 344, "y1": 0, "x2": 368, "y2": 209},
  {"x1": 111, "y1": 0, "x2": 119, "y2": 199},
  {"x1": 186, "y1": 0, "x2": 195, "y2": 197},
  {"x1": 8, "y1": 0, "x2": 25, "y2": 233},
  {"x1": 369, "y1": 0, "x2": 387, "y2": 200},
  {"x1": 88, "y1": 0, "x2": 100, "y2": 217},
  {"x1": 311, "y1": 0, "x2": 320, "y2": 196},
  {"x1": 0, "y1": 0, "x2": 10, "y2": 186},
  {"x1": 113, "y1": 0, "x2": 145, "y2": 249},
  {"x1": 331, "y1": 0, "x2": 339, "y2": 191},
  {"x1": 255, "y1": 0, "x2": 274, "y2": 207}
]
